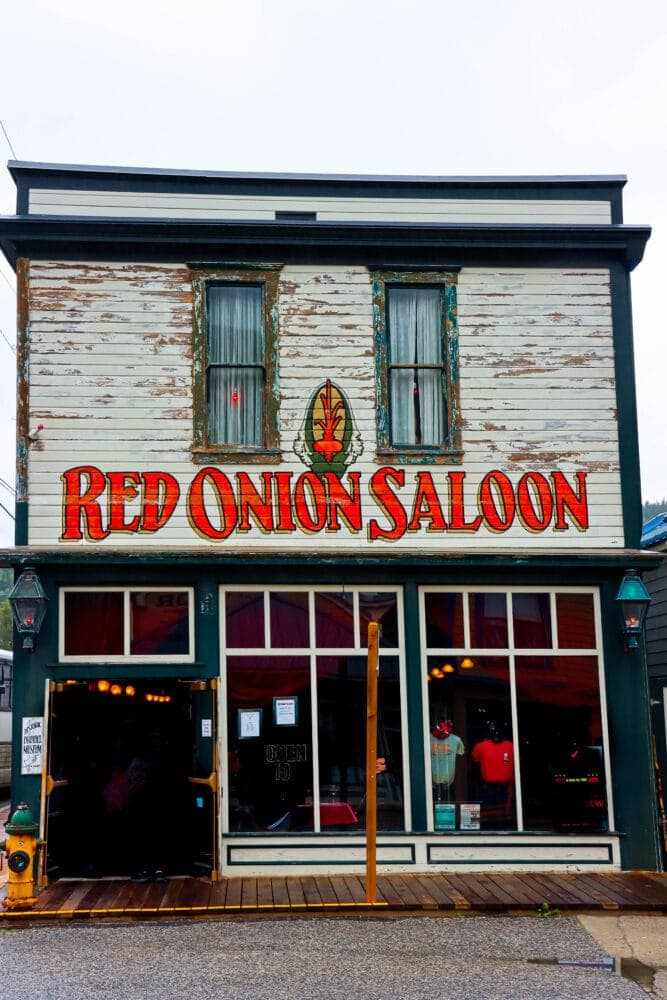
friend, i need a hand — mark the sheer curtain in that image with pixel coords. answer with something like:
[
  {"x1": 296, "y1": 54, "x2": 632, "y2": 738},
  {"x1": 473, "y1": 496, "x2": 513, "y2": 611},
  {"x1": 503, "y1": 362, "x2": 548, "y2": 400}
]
[
  {"x1": 388, "y1": 288, "x2": 444, "y2": 446},
  {"x1": 207, "y1": 285, "x2": 264, "y2": 446}
]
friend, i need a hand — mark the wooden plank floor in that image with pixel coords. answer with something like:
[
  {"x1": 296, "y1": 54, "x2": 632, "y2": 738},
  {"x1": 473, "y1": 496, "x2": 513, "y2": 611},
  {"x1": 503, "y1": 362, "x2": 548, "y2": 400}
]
[{"x1": 2, "y1": 871, "x2": 667, "y2": 919}]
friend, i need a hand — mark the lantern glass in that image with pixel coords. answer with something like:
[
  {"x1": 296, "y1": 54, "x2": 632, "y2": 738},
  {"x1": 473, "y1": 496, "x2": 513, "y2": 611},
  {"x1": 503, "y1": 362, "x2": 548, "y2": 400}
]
[
  {"x1": 615, "y1": 570, "x2": 650, "y2": 650},
  {"x1": 9, "y1": 568, "x2": 48, "y2": 649}
]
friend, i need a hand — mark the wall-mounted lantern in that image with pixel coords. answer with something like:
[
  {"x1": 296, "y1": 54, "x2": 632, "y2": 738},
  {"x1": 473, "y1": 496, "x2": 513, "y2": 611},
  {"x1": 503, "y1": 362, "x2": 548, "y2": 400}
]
[
  {"x1": 8, "y1": 567, "x2": 48, "y2": 651},
  {"x1": 615, "y1": 569, "x2": 651, "y2": 651}
]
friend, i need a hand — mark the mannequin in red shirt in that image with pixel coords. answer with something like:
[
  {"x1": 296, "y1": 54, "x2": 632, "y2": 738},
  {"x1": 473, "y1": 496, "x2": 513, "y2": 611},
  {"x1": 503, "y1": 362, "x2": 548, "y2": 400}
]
[{"x1": 471, "y1": 722, "x2": 515, "y2": 824}]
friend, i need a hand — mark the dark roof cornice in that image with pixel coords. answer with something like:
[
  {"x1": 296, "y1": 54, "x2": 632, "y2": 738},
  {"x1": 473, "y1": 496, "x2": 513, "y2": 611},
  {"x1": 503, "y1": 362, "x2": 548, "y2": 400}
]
[{"x1": 0, "y1": 216, "x2": 651, "y2": 271}]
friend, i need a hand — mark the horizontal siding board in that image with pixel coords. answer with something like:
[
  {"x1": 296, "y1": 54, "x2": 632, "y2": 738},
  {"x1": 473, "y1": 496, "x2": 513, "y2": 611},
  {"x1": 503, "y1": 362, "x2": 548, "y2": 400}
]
[{"x1": 27, "y1": 189, "x2": 613, "y2": 225}]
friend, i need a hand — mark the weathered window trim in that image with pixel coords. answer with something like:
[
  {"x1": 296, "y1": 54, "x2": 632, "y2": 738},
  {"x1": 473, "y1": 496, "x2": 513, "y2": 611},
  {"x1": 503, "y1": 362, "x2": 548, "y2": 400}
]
[
  {"x1": 371, "y1": 270, "x2": 462, "y2": 465},
  {"x1": 191, "y1": 265, "x2": 282, "y2": 464}
]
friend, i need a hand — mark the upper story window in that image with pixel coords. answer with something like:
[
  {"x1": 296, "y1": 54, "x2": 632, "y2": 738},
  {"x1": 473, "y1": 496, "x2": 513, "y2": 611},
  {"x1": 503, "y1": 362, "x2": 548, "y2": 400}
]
[
  {"x1": 191, "y1": 267, "x2": 281, "y2": 464},
  {"x1": 372, "y1": 271, "x2": 461, "y2": 463}
]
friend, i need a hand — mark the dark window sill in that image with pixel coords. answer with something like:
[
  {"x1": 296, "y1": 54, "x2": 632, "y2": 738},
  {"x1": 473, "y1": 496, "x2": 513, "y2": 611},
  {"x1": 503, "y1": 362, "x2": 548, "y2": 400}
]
[
  {"x1": 376, "y1": 448, "x2": 463, "y2": 466},
  {"x1": 192, "y1": 448, "x2": 282, "y2": 466}
]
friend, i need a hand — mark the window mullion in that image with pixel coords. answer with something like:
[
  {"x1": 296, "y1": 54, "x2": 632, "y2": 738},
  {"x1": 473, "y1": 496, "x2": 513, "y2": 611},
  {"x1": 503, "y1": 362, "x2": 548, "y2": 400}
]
[{"x1": 506, "y1": 593, "x2": 524, "y2": 832}]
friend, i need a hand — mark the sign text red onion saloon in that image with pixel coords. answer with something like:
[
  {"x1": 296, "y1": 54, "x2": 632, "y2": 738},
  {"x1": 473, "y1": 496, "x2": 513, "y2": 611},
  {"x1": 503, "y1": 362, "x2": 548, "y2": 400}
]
[{"x1": 60, "y1": 466, "x2": 589, "y2": 542}]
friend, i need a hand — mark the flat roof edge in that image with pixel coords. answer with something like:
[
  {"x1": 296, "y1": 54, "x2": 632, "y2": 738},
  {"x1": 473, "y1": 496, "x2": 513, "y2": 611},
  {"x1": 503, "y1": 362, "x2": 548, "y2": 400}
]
[{"x1": 7, "y1": 160, "x2": 629, "y2": 187}]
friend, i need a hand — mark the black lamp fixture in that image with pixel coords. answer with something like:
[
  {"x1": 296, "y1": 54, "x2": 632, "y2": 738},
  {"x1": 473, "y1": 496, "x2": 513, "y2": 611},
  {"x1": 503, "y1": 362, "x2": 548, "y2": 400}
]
[
  {"x1": 615, "y1": 569, "x2": 651, "y2": 651},
  {"x1": 8, "y1": 567, "x2": 48, "y2": 651}
]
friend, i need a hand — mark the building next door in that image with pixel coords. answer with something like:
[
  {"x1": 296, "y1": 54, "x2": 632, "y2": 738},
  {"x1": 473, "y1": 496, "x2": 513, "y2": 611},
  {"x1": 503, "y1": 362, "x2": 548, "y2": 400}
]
[{"x1": 42, "y1": 677, "x2": 218, "y2": 881}]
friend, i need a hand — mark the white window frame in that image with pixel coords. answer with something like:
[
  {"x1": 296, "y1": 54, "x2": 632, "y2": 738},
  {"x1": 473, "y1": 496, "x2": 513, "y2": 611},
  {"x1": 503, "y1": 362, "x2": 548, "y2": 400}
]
[
  {"x1": 58, "y1": 586, "x2": 195, "y2": 664},
  {"x1": 219, "y1": 584, "x2": 410, "y2": 835},
  {"x1": 418, "y1": 585, "x2": 614, "y2": 835}
]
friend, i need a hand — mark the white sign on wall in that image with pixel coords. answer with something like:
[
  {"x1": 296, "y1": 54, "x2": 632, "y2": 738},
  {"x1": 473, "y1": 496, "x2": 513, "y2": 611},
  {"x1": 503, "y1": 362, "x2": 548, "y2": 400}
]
[{"x1": 21, "y1": 717, "x2": 44, "y2": 775}]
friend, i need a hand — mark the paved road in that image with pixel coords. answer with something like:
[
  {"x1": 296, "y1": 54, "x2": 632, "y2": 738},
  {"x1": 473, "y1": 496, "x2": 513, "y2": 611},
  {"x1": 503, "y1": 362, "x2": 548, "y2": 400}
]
[{"x1": 0, "y1": 914, "x2": 652, "y2": 999}]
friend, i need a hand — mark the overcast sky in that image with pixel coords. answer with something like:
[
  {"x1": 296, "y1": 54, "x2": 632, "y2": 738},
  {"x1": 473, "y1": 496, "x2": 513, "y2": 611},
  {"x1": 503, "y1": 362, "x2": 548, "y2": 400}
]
[{"x1": 1, "y1": 0, "x2": 665, "y2": 547}]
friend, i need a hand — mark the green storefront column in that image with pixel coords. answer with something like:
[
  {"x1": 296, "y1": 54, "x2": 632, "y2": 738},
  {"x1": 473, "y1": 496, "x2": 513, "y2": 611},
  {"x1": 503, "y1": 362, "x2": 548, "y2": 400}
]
[{"x1": 601, "y1": 579, "x2": 661, "y2": 870}]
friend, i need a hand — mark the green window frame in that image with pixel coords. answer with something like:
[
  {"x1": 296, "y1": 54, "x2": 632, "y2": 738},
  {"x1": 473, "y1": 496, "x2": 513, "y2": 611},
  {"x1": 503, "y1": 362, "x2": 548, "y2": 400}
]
[
  {"x1": 372, "y1": 270, "x2": 461, "y2": 463},
  {"x1": 191, "y1": 266, "x2": 281, "y2": 464}
]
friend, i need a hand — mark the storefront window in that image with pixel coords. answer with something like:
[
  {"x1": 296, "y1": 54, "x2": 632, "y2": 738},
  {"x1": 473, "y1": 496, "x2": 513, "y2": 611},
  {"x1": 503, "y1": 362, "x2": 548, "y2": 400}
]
[
  {"x1": 424, "y1": 592, "x2": 464, "y2": 648},
  {"x1": 130, "y1": 591, "x2": 189, "y2": 655},
  {"x1": 512, "y1": 593, "x2": 552, "y2": 648},
  {"x1": 223, "y1": 587, "x2": 406, "y2": 834},
  {"x1": 426, "y1": 655, "x2": 516, "y2": 831},
  {"x1": 317, "y1": 655, "x2": 404, "y2": 831},
  {"x1": 516, "y1": 655, "x2": 607, "y2": 832},
  {"x1": 225, "y1": 592, "x2": 265, "y2": 648},
  {"x1": 61, "y1": 588, "x2": 193, "y2": 661},
  {"x1": 555, "y1": 593, "x2": 596, "y2": 649},
  {"x1": 270, "y1": 592, "x2": 309, "y2": 648},
  {"x1": 469, "y1": 593, "x2": 508, "y2": 648},
  {"x1": 64, "y1": 591, "x2": 124, "y2": 656},
  {"x1": 422, "y1": 587, "x2": 608, "y2": 835},
  {"x1": 227, "y1": 656, "x2": 312, "y2": 832}
]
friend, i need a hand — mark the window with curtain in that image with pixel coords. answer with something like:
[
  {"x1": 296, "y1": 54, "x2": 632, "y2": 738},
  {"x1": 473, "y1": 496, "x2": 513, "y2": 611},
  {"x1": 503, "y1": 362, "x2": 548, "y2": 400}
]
[
  {"x1": 191, "y1": 268, "x2": 281, "y2": 462},
  {"x1": 372, "y1": 271, "x2": 461, "y2": 460},
  {"x1": 388, "y1": 287, "x2": 445, "y2": 447},
  {"x1": 206, "y1": 284, "x2": 264, "y2": 447}
]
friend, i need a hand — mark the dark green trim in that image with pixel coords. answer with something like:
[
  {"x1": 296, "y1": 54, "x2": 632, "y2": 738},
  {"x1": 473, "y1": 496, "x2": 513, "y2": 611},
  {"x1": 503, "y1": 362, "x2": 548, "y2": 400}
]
[
  {"x1": 191, "y1": 266, "x2": 281, "y2": 462},
  {"x1": 404, "y1": 582, "x2": 427, "y2": 830},
  {"x1": 0, "y1": 219, "x2": 651, "y2": 271},
  {"x1": 371, "y1": 270, "x2": 461, "y2": 463},
  {"x1": 0, "y1": 547, "x2": 660, "y2": 571},
  {"x1": 14, "y1": 501, "x2": 27, "y2": 546},
  {"x1": 610, "y1": 262, "x2": 643, "y2": 548},
  {"x1": 15, "y1": 259, "x2": 29, "y2": 511},
  {"x1": 600, "y1": 579, "x2": 661, "y2": 870},
  {"x1": 48, "y1": 662, "x2": 214, "y2": 679}
]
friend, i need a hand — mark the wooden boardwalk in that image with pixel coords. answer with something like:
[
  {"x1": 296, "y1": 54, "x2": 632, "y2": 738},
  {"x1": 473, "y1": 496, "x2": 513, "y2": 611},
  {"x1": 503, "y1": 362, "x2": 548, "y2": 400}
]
[{"x1": 2, "y1": 871, "x2": 667, "y2": 919}]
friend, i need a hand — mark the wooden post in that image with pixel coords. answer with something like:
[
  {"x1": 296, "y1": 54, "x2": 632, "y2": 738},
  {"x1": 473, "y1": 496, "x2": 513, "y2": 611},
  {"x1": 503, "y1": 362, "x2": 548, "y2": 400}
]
[{"x1": 365, "y1": 621, "x2": 379, "y2": 904}]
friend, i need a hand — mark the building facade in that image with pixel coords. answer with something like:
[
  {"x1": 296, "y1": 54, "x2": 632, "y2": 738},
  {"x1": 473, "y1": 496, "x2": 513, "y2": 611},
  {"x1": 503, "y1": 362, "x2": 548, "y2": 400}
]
[
  {"x1": 0, "y1": 162, "x2": 662, "y2": 879},
  {"x1": 642, "y1": 512, "x2": 667, "y2": 865}
]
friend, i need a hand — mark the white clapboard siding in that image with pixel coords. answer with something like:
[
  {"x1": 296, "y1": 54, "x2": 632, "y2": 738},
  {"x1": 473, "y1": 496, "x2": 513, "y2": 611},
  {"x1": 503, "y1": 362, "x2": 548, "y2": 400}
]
[
  {"x1": 25, "y1": 262, "x2": 623, "y2": 548},
  {"x1": 27, "y1": 188, "x2": 612, "y2": 225}
]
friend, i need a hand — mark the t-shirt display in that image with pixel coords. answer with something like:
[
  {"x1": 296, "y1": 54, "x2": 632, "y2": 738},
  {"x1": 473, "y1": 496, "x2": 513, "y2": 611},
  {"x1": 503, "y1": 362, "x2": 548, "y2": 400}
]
[
  {"x1": 471, "y1": 738, "x2": 515, "y2": 784},
  {"x1": 430, "y1": 731, "x2": 465, "y2": 787}
]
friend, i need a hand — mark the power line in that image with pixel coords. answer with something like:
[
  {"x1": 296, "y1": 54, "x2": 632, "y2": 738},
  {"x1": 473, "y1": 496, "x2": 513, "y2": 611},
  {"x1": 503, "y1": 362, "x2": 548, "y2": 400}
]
[
  {"x1": 0, "y1": 501, "x2": 14, "y2": 523},
  {"x1": 0, "y1": 119, "x2": 17, "y2": 159},
  {"x1": 0, "y1": 478, "x2": 14, "y2": 497},
  {"x1": 0, "y1": 329, "x2": 15, "y2": 354},
  {"x1": 0, "y1": 268, "x2": 16, "y2": 296}
]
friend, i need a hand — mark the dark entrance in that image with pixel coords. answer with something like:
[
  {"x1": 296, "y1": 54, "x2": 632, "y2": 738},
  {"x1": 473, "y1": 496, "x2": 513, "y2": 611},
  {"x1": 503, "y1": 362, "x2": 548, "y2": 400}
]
[{"x1": 44, "y1": 678, "x2": 217, "y2": 879}]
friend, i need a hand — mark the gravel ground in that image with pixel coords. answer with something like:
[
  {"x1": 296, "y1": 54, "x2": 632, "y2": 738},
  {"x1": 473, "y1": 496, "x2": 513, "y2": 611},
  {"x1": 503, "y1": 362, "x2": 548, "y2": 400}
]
[{"x1": 0, "y1": 915, "x2": 651, "y2": 999}]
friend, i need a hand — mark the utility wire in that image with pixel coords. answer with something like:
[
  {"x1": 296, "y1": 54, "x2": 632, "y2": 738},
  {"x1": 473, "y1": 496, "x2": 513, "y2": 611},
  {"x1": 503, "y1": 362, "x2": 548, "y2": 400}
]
[
  {"x1": 0, "y1": 478, "x2": 14, "y2": 496},
  {"x1": 0, "y1": 501, "x2": 14, "y2": 523},
  {"x1": 0, "y1": 268, "x2": 15, "y2": 296},
  {"x1": 0, "y1": 119, "x2": 17, "y2": 159},
  {"x1": 0, "y1": 329, "x2": 15, "y2": 354}
]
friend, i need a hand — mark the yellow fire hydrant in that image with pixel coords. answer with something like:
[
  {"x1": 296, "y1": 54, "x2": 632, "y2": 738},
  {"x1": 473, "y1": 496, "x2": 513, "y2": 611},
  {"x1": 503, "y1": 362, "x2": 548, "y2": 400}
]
[{"x1": 1, "y1": 803, "x2": 41, "y2": 910}]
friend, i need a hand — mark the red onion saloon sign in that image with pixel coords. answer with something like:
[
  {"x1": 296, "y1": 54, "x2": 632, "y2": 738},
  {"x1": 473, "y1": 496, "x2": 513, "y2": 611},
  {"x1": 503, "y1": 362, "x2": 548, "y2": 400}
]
[{"x1": 59, "y1": 381, "x2": 589, "y2": 544}]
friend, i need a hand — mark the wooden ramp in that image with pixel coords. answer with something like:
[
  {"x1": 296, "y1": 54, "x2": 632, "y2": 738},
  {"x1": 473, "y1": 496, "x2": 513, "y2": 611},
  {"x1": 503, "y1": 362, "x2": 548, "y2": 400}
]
[{"x1": 2, "y1": 871, "x2": 667, "y2": 919}]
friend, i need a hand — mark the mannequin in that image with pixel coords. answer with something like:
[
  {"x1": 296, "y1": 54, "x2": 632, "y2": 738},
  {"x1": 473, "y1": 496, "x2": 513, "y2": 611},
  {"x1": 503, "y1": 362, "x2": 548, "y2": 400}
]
[
  {"x1": 471, "y1": 722, "x2": 514, "y2": 784},
  {"x1": 430, "y1": 719, "x2": 464, "y2": 801},
  {"x1": 471, "y1": 722, "x2": 514, "y2": 824}
]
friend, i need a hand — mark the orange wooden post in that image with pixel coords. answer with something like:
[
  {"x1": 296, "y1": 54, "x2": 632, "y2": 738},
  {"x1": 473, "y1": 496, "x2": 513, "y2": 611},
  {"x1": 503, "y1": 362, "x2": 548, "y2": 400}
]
[{"x1": 365, "y1": 621, "x2": 379, "y2": 904}]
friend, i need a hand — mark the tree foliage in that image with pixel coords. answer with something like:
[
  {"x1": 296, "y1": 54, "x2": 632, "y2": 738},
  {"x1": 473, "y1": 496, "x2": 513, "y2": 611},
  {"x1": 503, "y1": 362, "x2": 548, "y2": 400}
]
[
  {"x1": 0, "y1": 601, "x2": 11, "y2": 650},
  {"x1": 643, "y1": 499, "x2": 667, "y2": 523}
]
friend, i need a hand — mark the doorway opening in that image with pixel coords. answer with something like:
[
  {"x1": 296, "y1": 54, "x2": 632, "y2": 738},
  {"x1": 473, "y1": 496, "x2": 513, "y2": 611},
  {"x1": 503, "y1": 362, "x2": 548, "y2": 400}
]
[{"x1": 45, "y1": 678, "x2": 215, "y2": 879}]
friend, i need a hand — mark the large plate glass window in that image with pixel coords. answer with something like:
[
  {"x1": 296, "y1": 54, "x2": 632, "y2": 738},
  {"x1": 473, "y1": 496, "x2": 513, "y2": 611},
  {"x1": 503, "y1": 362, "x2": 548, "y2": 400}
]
[
  {"x1": 222, "y1": 587, "x2": 408, "y2": 834},
  {"x1": 421, "y1": 587, "x2": 610, "y2": 835}
]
